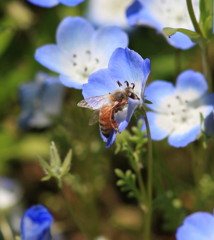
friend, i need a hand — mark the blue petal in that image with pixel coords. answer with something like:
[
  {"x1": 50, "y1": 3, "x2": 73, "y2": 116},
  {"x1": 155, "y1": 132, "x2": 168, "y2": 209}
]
[
  {"x1": 126, "y1": 0, "x2": 162, "y2": 30},
  {"x1": 168, "y1": 125, "x2": 200, "y2": 147},
  {"x1": 35, "y1": 45, "x2": 73, "y2": 76},
  {"x1": 167, "y1": 32, "x2": 195, "y2": 50},
  {"x1": 19, "y1": 83, "x2": 40, "y2": 111},
  {"x1": 204, "y1": 110, "x2": 214, "y2": 137},
  {"x1": 99, "y1": 129, "x2": 117, "y2": 148},
  {"x1": 176, "y1": 70, "x2": 208, "y2": 95},
  {"x1": 108, "y1": 48, "x2": 150, "y2": 95},
  {"x1": 60, "y1": 75, "x2": 83, "y2": 89},
  {"x1": 27, "y1": 0, "x2": 58, "y2": 7},
  {"x1": 82, "y1": 69, "x2": 119, "y2": 98},
  {"x1": 118, "y1": 98, "x2": 140, "y2": 132},
  {"x1": 145, "y1": 80, "x2": 175, "y2": 111},
  {"x1": 56, "y1": 16, "x2": 94, "y2": 55},
  {"x1": 144, "y1": 112, "x2": 172, "y2": 141},
  {"x1": 19, "y1": 83, "x2": 41, "y2": 129},
  {"x1": 106, "y1": 131, "x2": 117, "y2": 148},
  {"x1": 42, "y1": 76, "x2": 64, "y2": 115},
  {"x1": 91, "y1": 26, "x2": 128, "y2": 66},
  {"x1": 21, "y1": 205, "x2": 53, "y2": 240},
  {"x1": 176, "y1": 212, "x2": 214, "y2": 240},
  {"x1": 60, "y1": 0, "x2": 84, "y2": 6},
  {"x1": 202, "y1": 93, "x2": 214, "y2": 105}
]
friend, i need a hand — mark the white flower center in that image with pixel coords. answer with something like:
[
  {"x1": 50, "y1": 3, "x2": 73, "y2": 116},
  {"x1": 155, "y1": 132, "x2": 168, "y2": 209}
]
[
  {"x1": 70, "y1": 49, "x2": 101, "y2": 83},
  {"x1": 158, "y1": 89, "x2": 210, "y2": 134}
]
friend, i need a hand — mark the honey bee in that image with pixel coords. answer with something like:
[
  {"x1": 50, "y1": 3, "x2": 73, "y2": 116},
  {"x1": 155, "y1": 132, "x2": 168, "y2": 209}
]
[{"x1": 77, "y1": 81, "x2": 140, "y2": 138}]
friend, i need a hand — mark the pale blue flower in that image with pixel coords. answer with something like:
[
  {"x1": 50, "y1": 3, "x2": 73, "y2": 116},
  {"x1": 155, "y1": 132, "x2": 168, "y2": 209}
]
[
  {"x1": 144, "y1": 70, "x2": 214, "y2": 147},
  {"x1": 35, "y1": 17, "x2": 128, "y2": 89},
  {"x1": 82, "y1": 47, "x2": 150, "y2": 147},
  {"x1": 0, "y1": 177, "x2": 22, "y2": 210},
  {"x1": 176, "y1": 211, "x2": 214, "y2": 240},
  {"x1": 19, "y1": 72, "x2": 64, "y2": 129},
  {"x1": 27, "y1": 0, "x2": 84, "y2": 7},
  {"x1": 204, "y1": 110, "x2": 214, "y2": 137},
  {"x1": 21, "y1": 205, "x2": 53, "y2": 240},
  {"x1": 86, "y1": 0, "x2": 132, "y2": 28},
  {"x1": 126, "y1": 0, "x2": 199, "y2": 49}
]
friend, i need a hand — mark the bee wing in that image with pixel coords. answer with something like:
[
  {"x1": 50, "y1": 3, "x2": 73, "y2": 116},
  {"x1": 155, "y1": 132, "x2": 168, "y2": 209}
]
[
  {"x1": 88, "y1": 110, "x2": 100, "y2": 125},
  {"x1": 77, "y1": 94, "x2": 111, "y2": 110}
]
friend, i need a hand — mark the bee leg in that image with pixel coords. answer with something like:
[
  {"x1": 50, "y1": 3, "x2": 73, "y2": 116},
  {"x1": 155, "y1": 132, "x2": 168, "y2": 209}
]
[{"x1": 111, "y1": 120, "x2": 118, "y2": 131}]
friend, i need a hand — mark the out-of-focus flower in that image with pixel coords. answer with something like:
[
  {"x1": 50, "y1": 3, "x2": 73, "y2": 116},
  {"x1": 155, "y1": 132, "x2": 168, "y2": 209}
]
[
  {"x1": 27, "y1": 0, "x2": 84, "y2": 7},
  {"x1": 35, "y1": 16, "x2": 128, "y2": 89},
  {"x1": 86, "y1": 0, "x2": 133, "y2": 28},
  {"x1": 21, "y1": 205, "x2": 53, "y2": 240},
  {"x1": 19, "y1": 72, "x2": 64, "y2": 129},
  {"x1": 126, "y1": 0, "x2": 199, "y2": 49},
  {"x1": 144, "y1": 70, "x2": 214, "y2": 147},
  {"x1": 204, "y1": 110, "x2": 214, "y2": 137},
  {"x1": 79, "y1": 47, "x2": 150, "y2": 147},
  {"x1": 0, "y1": 177, "x2": 22, "y2": 210},
  {"x1": 176, "y1": 211, "x2": 214, "y2": 240}
]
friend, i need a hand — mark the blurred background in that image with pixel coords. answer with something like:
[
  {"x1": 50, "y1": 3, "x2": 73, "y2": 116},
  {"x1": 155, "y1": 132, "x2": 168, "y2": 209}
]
[{"x1": 0, "y1": 0, "x2": 214, "y2": 239}]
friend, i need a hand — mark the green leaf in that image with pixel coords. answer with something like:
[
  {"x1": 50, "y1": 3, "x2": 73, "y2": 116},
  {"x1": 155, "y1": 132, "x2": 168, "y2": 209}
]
[
  {"x1": 0, "y1": 24, "x2": 15, "y2": 56},
  {"x1": 163, "y1": 27, "x2": 202, "y2": 43},
  {"x1": 125, "y1": 170, "x2": 132, "y2": 177},
  {"x1": 199, "y1": 0, "x2": 213, "y2": 38},
  {"x1": 116, "y1": 180, "x2": 124, "y2": 186},
  {"x1": 144, "y1": 99, "x2": 153, "y2": 104},
  {"x1": 61, "y1": 149, "x2": 72, "y2": 175},
  {"x1": 115, "y1": 168, "x2": 124, "y2": 178},
  {"x1": 50, "y1": 141, "x2": 61, "y2": 167},
  {"x1": 38, "y1": 156, "x2": 50, "y2": 170},
  {"x1": 41, "y1": 176, "x2": 51, "y2": 181}
]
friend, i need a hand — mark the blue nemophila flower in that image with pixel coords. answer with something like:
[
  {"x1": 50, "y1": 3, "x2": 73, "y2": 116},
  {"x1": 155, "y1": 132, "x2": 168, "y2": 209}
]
[
  {"x1": 19, "y1": 72, "x2": 64, "y2": 129},
  {"x1": 176, "y1": 211, "x2": 214, "y2": 240},
  {"x1": 204, "y1": 110, "x2": 214, "y2": 137},
  {"x1": 21, "y1": 205, "x2": 53, "y2": 240},
  {"x1": 0, "y1": 177, "x2": 22, "y2": 210},
  {"x1": 126, "y1": 0, "x2": 199, "y2": 49},
  {"x1": 79, "y1": 47, "x2": 150, "y2": 148},
  {"x1": 27, "y1": 0, "x2": 84, "y2": 7},
  {"x1": 35, "y1": 16, "x2": 128, "y2": 89},
  {"x1": 86, "y1": 0, "x2": 133, "y2": 28},
  {"x1": 144, "y1": 70, "x2": 214, "y2": 147}
]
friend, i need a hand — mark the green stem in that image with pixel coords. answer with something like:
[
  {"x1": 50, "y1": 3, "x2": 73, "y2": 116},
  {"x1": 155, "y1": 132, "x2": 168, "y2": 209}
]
[
  {"x1": 186, "y1": 0, "x2": 202, "y2": 34},
  {"x1": 200, "y1": 42, "x2": 212, "y2": 90},
  {"x1": 142, "y1": 105, "x2": 153, "y2": 240},
  {"x1": 135, "y1": 167, "x2": 147, "y2": 210},
  {"x1": 60, "y1": 185, "x2": 92, "y2": 240},
  {"x1": 186, "y1": 0, "x2": 212, "y2": 90},
  {"x1": 0, "y1": 215, "x2": 14, "y2": 240},
  {"x1": 175, "y1": 49, "x2": 181, "y2": 77}
]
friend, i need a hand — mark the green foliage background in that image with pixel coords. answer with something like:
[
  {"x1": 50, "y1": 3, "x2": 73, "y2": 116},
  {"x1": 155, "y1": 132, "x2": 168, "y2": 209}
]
[{"x1": 0, "y1": 1, "x2": 214, "y2": 239}]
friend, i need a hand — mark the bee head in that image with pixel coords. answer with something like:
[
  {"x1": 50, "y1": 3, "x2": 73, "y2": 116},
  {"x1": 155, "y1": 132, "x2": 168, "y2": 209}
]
[
  {"x1": 126, "y1": 88, "x2": 140, "y2": 100},
  {"x1": 124, "y1": 81, "x2": 140, "y2": 100}
]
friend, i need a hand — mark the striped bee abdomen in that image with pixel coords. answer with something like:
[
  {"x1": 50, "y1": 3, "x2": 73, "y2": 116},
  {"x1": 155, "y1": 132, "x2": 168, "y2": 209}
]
[{"x1": 99, "y1": 105, "x2": 118, "y2": 138}]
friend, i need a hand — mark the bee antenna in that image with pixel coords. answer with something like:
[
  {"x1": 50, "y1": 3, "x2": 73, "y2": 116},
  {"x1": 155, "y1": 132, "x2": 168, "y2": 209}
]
[
  {"x1": 131, "y1": 83, "x2": 135, "y2": 89},
  {"x1": 117, "y1": 81, "x2": 122, "y2": 87},
  {"x1": 124, "y1": 81, "x2": 129, "y2": 87}
]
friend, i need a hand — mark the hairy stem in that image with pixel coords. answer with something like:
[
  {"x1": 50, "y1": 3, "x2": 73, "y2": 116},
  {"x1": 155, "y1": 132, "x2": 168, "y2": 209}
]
[{"x1": 142, "y1": 105, "x2": 153, "y2": 240}]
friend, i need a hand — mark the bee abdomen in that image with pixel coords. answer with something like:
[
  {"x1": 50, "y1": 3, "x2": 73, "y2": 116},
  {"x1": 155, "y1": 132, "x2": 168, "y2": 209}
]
[{"x1": 99, "y1": 121, "x2": 113, "y2": 138}]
